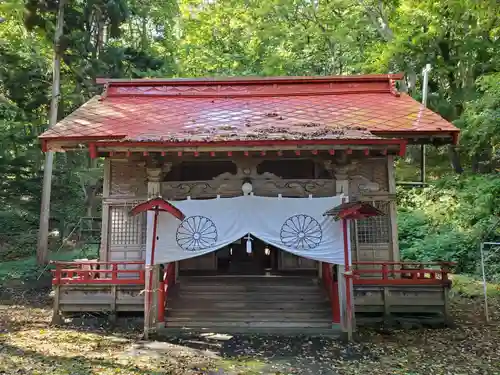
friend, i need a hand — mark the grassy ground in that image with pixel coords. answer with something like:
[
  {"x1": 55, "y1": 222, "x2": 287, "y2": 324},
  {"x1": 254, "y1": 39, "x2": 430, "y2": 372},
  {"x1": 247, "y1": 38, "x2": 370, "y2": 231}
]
[
  {"x1": 0, "y1": 245, "x2": 98, "y2": 285},
  {"x1": 1, "y1": 274, "x2": 499, "y2": 374}
]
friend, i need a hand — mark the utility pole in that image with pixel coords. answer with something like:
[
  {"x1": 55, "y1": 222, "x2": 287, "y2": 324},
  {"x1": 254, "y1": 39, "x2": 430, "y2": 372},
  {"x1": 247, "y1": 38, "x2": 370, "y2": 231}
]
[
  {"x1": 420, "y1": 64, "x2": 431, "y2": 184},
  {"x1": 37, "y1": 0, "x2": 66, "y2": 265}
]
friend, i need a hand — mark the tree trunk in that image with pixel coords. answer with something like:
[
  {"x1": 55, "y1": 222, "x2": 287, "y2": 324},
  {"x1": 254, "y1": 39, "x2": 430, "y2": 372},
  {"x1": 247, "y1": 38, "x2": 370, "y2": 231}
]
[{"x1": 37, "y1": 0, "x2": 66, "y2": 265}]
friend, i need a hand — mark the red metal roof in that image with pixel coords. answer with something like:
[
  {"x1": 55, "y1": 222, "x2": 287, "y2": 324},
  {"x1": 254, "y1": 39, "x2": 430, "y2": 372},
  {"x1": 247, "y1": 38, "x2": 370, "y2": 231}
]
[
  {"x1": 39, "y1": 74, "x2": 459, "y2": 149},
  {"x1": 324, "y1": 202, "x2": 385, "y2": 220}
]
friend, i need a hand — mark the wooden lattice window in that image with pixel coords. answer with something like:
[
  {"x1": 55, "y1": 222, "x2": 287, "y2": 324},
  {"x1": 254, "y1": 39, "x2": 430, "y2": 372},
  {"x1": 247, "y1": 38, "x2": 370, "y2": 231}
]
[
  {"x1": 356, "y1": 201, "x2": 391, "y2": 244},
  {"x1": 109, "y1": 206, "x2": 146, "y2": 246}
]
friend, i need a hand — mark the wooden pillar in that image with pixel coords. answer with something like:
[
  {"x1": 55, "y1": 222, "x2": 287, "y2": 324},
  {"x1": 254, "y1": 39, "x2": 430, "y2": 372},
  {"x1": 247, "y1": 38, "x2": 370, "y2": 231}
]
[
  {"x1": 51, "y1": 285, "x2": 63, "y2": 325},
  {"x1": 146, "y1": 167, "x2": 163, "y2": 198},
  {"x1": 387, "y1": 156, "x2": 400, "y2": 263},
  {"x1": 99, "y1": 159, "x2": 111, "y2": 261},
  {"x1": 332, "y1": 161, "x2": 355, "y2": 339}
]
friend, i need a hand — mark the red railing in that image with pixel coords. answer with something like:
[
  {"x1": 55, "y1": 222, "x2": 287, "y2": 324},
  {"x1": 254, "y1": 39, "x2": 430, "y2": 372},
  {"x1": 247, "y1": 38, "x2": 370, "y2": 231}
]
[
  {"x1": 51, "y1": 261, "x2": 145, "y2": 285},
  {"x1": 322, "y1": 262, "x2": 340, "y2": 324},
  {"x1": 351, "y1": 261, "x2": 454, "y2": 286},
  {"x1": 158, "y1": 262, "x2": 176, "y2": 324}
]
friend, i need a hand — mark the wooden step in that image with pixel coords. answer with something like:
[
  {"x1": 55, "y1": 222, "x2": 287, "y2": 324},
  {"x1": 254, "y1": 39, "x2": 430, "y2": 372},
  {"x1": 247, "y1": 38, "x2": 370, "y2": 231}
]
[
  {"x1": 179, "y1": 277, "x2": 318, "y2": 287},
  {"x1": 167, "y1": 310, "x2": 331, "y2": 320},
  {"x1": 178, "y1": 284, "x2": 320, "y2": 293},
  {"x1": 175, "y1": 292, "x2": 326, "y2": 302},
  {"x1": 167, "y1": 301, "x2": 330, "y2": 311},
  {"x1": 166, "y1": 319, "x2": 332, "y2": 328},
  {"x1": 167, "y1": 276, "x2": 331, "y2": 333}
]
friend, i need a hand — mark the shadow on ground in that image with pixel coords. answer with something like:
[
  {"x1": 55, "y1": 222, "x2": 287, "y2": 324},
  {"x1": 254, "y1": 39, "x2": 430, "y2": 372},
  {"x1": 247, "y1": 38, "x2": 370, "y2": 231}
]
[{"x1": 141, "y1": 333, "x2": 375, "y2": 375}]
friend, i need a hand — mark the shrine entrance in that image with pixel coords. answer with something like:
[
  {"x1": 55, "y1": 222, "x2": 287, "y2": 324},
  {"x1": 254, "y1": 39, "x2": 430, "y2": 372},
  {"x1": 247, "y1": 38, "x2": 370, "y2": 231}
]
[{"x1": 215, "y1": 237, "x2": 278, "y2": 275}]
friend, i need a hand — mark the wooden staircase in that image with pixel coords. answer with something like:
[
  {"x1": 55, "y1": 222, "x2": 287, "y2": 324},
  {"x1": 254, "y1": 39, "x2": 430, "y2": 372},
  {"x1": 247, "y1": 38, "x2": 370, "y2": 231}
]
[{"x1": 163, "y1": 275, "x2": 336, "y2": 335}]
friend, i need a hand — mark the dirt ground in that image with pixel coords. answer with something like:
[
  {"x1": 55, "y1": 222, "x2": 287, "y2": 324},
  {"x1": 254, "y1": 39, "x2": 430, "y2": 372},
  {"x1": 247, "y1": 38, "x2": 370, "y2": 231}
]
[{"x1": 1, "y1": 283, "x2": 499, "y2": 375}]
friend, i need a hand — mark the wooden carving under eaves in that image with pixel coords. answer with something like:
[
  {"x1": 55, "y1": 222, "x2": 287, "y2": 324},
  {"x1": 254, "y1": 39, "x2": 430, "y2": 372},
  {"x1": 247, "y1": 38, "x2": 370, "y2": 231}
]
[{"x1": 161, "y1": 158, "x2": 336, "y2": 199}]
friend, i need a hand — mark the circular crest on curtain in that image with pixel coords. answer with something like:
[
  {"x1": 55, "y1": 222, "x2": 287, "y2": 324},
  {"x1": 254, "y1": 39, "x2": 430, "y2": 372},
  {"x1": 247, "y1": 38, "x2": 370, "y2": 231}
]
[
  {"x1": 280, "y1": 214, "x2": 322, "y2": 249},
  {"x1": 176, "y1": 215, "x2": 218, "y2": 251}
]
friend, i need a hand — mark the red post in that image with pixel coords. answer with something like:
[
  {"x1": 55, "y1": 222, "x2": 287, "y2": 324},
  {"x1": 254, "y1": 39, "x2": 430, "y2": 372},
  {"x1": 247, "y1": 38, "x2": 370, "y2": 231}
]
[
  {"x1": 111, "y1": 263, "x2": 118, "y2": 282},
  {"x1": 332, "y1": 280, "x2": 340, "y2": 324},
  {"x1": 53, "y1": 264, "x2": 61, "y2": 285},
  {"x1": 382, "y1": 263, "x2": 388, "y2": 280},
  {"x1": 158, "y1": 280, "x2": 165, "y2": 324},
  {"x1": 146, "y1": 210, "x2": 160, "y2": 322}
]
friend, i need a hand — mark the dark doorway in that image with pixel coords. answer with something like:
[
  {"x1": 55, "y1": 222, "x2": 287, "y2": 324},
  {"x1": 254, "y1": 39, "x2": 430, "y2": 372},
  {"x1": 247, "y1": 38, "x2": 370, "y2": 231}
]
[{"x1": 216, "y1": 237, "x2": 278, "y2": 275}]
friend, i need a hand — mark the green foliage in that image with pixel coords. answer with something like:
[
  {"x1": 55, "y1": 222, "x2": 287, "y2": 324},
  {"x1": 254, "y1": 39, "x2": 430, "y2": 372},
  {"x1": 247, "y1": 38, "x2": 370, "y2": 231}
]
[
  {"x1": 451, "y1": 274, "x2": 500, "y2": 298},
  {"x1": 0, "y1": 244, "x2": 99, "y2": 284},
  {"x1": 398, "y1": 174, "x2": 500, "y2": 277},
  {"x1": 456, "y1": 72, "x2": 500, "y2": 172},
  {"x1": 177, "y1": 0, "x2": 378, "y2": 76}
]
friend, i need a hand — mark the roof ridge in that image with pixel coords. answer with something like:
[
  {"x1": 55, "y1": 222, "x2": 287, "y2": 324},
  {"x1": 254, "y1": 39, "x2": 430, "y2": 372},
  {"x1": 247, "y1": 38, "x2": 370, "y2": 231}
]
[{"x1": 96, "y1": 73, "x2": 404, "y2": 86}]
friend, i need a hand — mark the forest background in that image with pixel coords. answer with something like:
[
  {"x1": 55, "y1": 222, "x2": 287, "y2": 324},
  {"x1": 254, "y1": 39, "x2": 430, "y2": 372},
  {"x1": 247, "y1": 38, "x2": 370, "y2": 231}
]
[{"x1": 0, "y1": 0, "x2": 499, "y2": 280}]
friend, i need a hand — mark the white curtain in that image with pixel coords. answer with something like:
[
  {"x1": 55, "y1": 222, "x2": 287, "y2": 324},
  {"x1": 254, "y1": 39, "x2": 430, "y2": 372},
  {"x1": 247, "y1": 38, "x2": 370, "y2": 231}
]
[{"x1": 146, "y1": 195, "x2": 347, "y2": 266}]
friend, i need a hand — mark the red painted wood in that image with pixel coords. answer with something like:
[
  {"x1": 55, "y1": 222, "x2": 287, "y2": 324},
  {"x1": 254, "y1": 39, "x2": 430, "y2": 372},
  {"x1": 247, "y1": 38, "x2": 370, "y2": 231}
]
[
  {"x1": 158, "y1": 280, "x2": 165, "y2": 323},
  {"x1": 351, "y1": 261, "x2": 454, "y2": 286},
  {"x1": 164, "y1": 262, "x2": 176, "y2": 327},
  {"x1": 89, "y1": 143, "x2": 97, "y2": 159},
  {"x1": 322, "y1": 263, "x2": 340, "y2": 324},
  {"x1": 96, "y1": 74, "x2": 405, "y2": 86},
  {"x1": 130, "y1": 198, "x2": 185, "y2": 220},
  {"x1": 332, "y1": 281, "x2": 340, "y2": 323},
  {"x1": 353, "y1": 261, "x2": 454, "y2": 266},
  {"x1": 51, "y1": 261, "x2": 145, "y2": 285}
]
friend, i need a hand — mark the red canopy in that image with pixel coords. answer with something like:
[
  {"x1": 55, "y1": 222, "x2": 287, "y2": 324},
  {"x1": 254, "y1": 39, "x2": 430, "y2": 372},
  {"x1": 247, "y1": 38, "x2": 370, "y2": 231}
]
[
  {"x1": 130, "y1": 197, "x2": 185, "y2": 220},
  {"x1": 324, "y1": 202, "x2": 384, "y2": 221}
]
